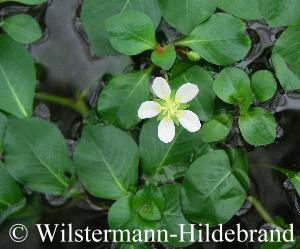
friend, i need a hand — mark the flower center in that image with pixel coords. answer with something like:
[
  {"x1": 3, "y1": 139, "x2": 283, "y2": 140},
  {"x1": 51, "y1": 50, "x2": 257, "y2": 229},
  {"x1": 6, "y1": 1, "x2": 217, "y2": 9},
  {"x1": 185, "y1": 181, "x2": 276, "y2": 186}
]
[{"x1": 160, "y1": 98, "x2": 181, "y2": 120}]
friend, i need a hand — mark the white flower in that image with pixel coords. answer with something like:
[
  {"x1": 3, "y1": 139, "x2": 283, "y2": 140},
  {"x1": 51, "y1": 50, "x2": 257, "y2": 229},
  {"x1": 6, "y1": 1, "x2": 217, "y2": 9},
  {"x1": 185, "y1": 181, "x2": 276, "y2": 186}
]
[{"x1": 138, "y1": 77, "x2": 201, "y2": 143}]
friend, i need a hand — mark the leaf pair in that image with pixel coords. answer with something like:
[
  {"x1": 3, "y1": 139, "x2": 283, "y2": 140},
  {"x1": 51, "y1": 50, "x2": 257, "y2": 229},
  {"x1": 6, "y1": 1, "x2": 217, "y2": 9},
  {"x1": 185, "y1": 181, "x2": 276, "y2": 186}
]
[{"x1": 206, "y1": 67, "x2": 277, "y2": 146}]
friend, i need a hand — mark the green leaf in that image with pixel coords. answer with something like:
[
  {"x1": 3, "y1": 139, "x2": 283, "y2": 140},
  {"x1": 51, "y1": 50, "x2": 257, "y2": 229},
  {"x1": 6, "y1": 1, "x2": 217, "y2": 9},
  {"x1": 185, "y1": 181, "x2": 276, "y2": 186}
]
[
  {"x1": 159, "y1": 184, "x2": 195, "y2": 247},
  {"x1": 116, "y1": 244, "x2": 151, "y2": 249},
  {"x1": 0, "y1": 0, "x2": 46, "y2": 4},
  {"x1": 158, "y1": 0, "x2": 217, "y2": 34},
  {"x1": 213, "y1": 67, "x2": 253, "y2": 110},
  {"x1": 0, "y1": 163, "x2": 25, "y2": 217},
  {"x1": 151, "y1": 45, "x2": 176, "y2": 70},
  {"x1": 4, "y1": 117, "x2": 75, "y2": 195},
  {"x1": 251, "y1": 70, "x2": 277, "y2": 103},
  {"x1": 74, "y1": 125, "x2": 139, "y2": 200},
  {"x1": 0, "y1": 112, "x2": 7, "y2": 154},
  {"x1": 176, "y1": 13, "x2": 251, "y2": 66},
  {"x1": 182, "y1": 149, "x2": 248, "y2": 226},
  {"x1": 139, "y1": 120, "x2": 204, "y2": 175},
  {"x1": 171, "y1": 66, "x2": 215, "y2": 121},
  {"x1": 218, "y1": 0, "x2": 263, "y2": 20},
  {"x1": 81, "y1": 0, "x2": 161, "y2": 56},
  {"x1": 258, "y1": 0, "x2": 300, "y2": 27},
  {"x1": 1, "y1": 14, "x2": 42, "y2": 44},
  {"x1": 133, "y1": 184, "x2": 165, "y2": 221},
  {"x1": 200, "y1": 113, "x2": 233, "y2": 143},
  {"x1": 0, "y1": 35, "x2": 37, "y2": 118},
  {"x1": 108, "y1": 195, "x2": 156, "y2": 241},
  {"x1": 238, "y1": 107, "x2": 276, "y2": 146},
  {"x1": 290, "y1": 173, "x2": 300, "y2": 196},
  {"x1": 98, "y1": 70, "x2": 151, "y2": 129},
  {"x1": 272, "y1": 24, "x2": 300, "y2": 91},
  {"x1": 106, "y1": 10, "x2": 157, "y2": 56},
  {"x1": 260, "y1": 234, "x2": 300, "y2": 249}
]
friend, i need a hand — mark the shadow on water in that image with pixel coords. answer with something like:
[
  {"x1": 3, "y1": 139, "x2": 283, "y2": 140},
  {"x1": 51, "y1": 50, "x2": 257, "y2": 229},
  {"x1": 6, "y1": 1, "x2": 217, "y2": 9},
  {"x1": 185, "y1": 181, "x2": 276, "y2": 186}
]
[{"x1": 0, "y1": 0, "x2": 299, "y2": 248}]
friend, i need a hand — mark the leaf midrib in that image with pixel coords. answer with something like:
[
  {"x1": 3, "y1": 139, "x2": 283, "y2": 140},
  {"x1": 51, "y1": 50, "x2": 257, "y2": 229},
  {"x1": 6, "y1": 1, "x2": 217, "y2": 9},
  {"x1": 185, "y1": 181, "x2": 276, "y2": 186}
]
[{"x1": 0, "y1": 64, "x2": 28, "y2": 117}]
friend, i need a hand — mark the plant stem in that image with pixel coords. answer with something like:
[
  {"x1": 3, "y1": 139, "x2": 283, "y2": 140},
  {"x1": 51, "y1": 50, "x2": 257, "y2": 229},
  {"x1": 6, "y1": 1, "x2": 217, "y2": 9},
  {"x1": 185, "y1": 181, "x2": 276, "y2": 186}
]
[
  {"x1": 247, "y1": 196, "x2": 278, "y2": 227},
  {"x1": 35, "y1": 92, "x2": 89, "y2": 117}
]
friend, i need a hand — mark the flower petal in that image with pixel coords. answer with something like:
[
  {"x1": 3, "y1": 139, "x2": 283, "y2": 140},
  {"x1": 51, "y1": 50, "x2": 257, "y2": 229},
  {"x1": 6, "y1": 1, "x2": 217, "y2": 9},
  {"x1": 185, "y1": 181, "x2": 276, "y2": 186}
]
[
  {"x1": 158, "y1": 118, "x2": 175, "y2": 143},
  {"x1": 152, "y1": 77, "x2": 171, "y2": 99},
  {"x1": 175, "y1": 83, "x2": 199, "y2": 103},
  {"x1": 178, "y1": 110, "x2": 201, "y2": 132},
  {"x1": 138, "y1": 101, "x2": 161, "y2": 119}
]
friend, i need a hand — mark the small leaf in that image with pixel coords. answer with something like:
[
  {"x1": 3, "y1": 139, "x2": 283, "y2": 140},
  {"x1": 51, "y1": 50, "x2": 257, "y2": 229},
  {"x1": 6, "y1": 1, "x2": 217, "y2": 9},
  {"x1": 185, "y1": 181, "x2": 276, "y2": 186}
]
[
  {"x1": 0, "y1": 35, "x2": 37, "y2": 118},
  {"x1": 106, "y1": 10, "x2": 157, "y2": 56},
  {"x1": 2, "y1": 14, "x2": 42, "y2": 44},
  {"x1": 238, "y1": 107, "x2": 276, "y2": 146},
  {"x1": 0, "y1": 0, "x2": 46, "y2": 4},
  {"x1": 176, "y1": 13, "x2": 251, "y2": 66},
  {"x1": 218, "y1": 0, "x2": 263, "y2": 20},
  {"x1": 98, "y1": 70, "x2": 151, "y2": 129},
  {"x1": 0, "y1": 163, "x2": 25, "y2": 218},
  {"x1": 200, "y1": 113, "x2": 233, "y2": 143},
  {"x1": 158, "y1": 0, "x2": 217, "y2": 34},
  {"x1": 171, "y1": 66, "x2": 215, "y2": 121},
  {"x1": 4, "y1": 118, "x2": 75, "y2": 195},
  {"x1": 258, "y1": 0, "x2": 300, "y2": 27},
  {"x1": 74, "y1": 125, "x2": 139, "y2": 200},
  {"x1": 213, "y1": 67, "x2": 253, "y2": 108},
  {"x1": 272, "y1": 24, "x2": 300, "y2": 91},
  {"x1": 151, "y1": 45, "x2": 176, "y2": 70},
  {"x1": 0, "y1": 112, "x2": 7, "y2": 154},
  {"x1": 182, "y1": 149, "x2": 248, "y2": 226},
  {"x1": 81, "y1": 0, "x2": 161, "y2": 56},
  {"x1": 251, "y1": 70, "x2": 277, "y2": 103},
  {"x1": 290, "y1": 173, "x2": 300, "y2": 196},
  {"x1": 139, "y1": 120, "x2": 204, "y2": 175}
]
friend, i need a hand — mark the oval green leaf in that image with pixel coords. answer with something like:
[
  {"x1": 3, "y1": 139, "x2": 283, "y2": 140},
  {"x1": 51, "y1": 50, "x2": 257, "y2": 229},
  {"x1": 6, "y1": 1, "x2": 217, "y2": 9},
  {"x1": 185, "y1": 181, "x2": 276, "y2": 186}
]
[
  {"x1": 158, "y1": 0, "x2": 217, "y2": 34},
  {"x1": 4, "y1": 118, "x2": 74, "y2": 195},
  {"x1": 81, "y1": 0, "x2": 161, "y2": 56},
  {"x1": 238, "y1": 107, "x2": 276, "y2": 146},
  {"x1": 251, "y1": 70, "x2": 277, "y2": 103},
  {"x1": 74, "y1": 125, "x2": 139, "y2": 200},
  {"x1": 176, "y1": 13, "x2": 251, "y2": 66},
  {"x1": 0, "y1": 35, "x2": 37, "y2": 118},
  {"x1": 2, "y1": 14, "x2": 42, "y2": 44},
  {"x1": 98, "y1": 70, "x2": 151, "y2": 129},
  {"x1": 151, "y1": 45, "x2": 176, "y2": 70},
  {"x1": 182, "y1": 149, "x2": 248, "y2": 226},
  {"x1": 106, "y1": 10, "x2": 157, "y2": 56}
]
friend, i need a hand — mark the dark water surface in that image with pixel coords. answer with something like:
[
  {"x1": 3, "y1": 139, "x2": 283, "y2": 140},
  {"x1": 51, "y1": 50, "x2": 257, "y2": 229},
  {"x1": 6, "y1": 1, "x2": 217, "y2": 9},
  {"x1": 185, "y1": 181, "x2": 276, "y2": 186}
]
[{"x1": 0, "y1": 0, "x2": 299, "y2": 248}]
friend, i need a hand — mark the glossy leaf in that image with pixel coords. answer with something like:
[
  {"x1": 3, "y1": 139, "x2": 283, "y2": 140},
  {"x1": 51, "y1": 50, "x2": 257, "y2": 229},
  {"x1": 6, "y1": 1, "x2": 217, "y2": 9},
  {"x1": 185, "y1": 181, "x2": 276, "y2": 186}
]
[
  {"x1": 176, "y1": 13, "x2": 251, "y2": 66},
  {"x1": 81, "y1": 0, "x2": 161, "y2": 56},
  {"x1": 182, "y1": 149, "x2": 248, "y2": 226},
  {"x1": 218, "y1": 0, "x2": 262, "y2": 20},
  {"x1": 139, "y1": 120, "x2": 204, "y2": 175},
  {"x1": 251, "y1": 70, "x2": 277, "y2": 103},
  {"x1": 159, "y1": 184, "x2": 195, "y2": 247},
  {"x1": 213, "y1": 67, "x2": 253, "y2": 109},
  {"x1": 74, "y1": 125, "x2": 139, "y2": 200},
  {"x1": 272, "y1": 24, "x2": 300, "y2": 91},
  {"x1": 0, "y1": 0, "x2": 46, "y2": 4},
  {"x1": 200, "y1": 113, "x2": 233, "y2": 143},
  {"x1": 239, "y1": 107, "x2": 276, "y2": 146},
  {"x1": 2, "y1": 14, "x2": 42, "y2": 44},
  {"x1": 4, "y1": 118, "x2": 75, "y2": 195},
  {"x1": 106, "y1": 10, "x2": 157, "y2": 56},
  {"x1": 0, "y1": 112, "x2": 6, "y2": 154},
  {"x1": 158, "y1": 0, "x2": 217, "y2": 34},
  {"x1": 0, "y1": 35, "x2": 37, "y2": 118},
  {"x1": 0, "y1": 163, "x2": 25, "y2": 217},
  {"x1": 98, "y1": 70, "x2": 151, "y2": 129},
  {"x1": 151, "y1": 45, "x2": 176, "y2": 70},
  {"x1": 171, "y1": 66, "x2": 215, "y2": 121},
  {"x1": 258, "y1": 0, "x2": 300, "y2": 27}
]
